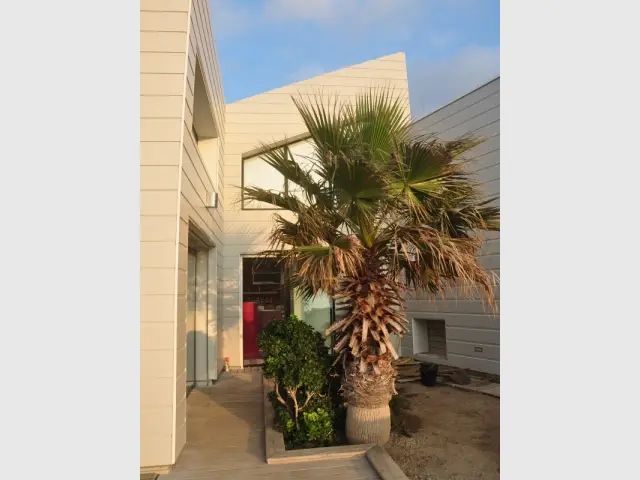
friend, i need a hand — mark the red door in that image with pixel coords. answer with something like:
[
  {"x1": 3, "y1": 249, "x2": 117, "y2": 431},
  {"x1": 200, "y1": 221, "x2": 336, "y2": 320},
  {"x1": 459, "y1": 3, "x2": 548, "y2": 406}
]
[{"x1": 242, "y1": 302, "x2": 261, "y2": 360}]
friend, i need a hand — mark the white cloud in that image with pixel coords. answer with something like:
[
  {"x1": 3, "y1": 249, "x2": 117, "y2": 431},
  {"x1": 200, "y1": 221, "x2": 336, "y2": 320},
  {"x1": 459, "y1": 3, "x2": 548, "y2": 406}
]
[
  {"x1": 210, "y1": 0, "x2": 252, "y2": 38},
  {"x1": 264, "y1": 0, "x2": 423, "y2": 29},
  {"x1": 408, "y1": 45, "x2": 500, "y2": 119}
]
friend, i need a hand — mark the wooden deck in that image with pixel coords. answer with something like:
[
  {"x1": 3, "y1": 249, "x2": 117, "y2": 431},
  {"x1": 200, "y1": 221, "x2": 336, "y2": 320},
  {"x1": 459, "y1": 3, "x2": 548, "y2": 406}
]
[{"x1": 159, "y1": 367, "x2": 381, "y2": 479}]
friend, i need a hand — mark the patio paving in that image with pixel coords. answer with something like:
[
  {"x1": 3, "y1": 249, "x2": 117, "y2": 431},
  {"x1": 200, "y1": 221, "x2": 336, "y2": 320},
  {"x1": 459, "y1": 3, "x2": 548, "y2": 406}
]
[{"x1": 158, "y1": 367, "x2": 381, "y2": 479}]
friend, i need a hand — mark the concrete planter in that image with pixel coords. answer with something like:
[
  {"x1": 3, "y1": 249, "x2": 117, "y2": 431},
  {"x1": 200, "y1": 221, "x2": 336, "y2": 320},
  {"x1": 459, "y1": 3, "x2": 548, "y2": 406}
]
[{"x1": 262, "y1": 376, "x2": 408, "y2": 479}]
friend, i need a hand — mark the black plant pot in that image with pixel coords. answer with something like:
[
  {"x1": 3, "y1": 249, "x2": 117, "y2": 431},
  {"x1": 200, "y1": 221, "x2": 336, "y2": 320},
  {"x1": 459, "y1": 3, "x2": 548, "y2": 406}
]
[{"x1": 419, "y1": 363, "x2": 439, "y2": 387}]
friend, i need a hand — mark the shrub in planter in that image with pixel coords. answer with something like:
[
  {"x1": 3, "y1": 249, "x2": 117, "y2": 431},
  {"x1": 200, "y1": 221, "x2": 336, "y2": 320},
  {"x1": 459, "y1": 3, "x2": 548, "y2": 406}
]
[{"x1": 259, "y1": 314, "x2": 336, "y2": 448}]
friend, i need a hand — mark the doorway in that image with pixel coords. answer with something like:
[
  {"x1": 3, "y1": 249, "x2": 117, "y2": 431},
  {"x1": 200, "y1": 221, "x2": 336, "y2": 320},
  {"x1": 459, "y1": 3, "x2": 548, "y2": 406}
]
[
  {"x1": 185, "y1": 228, "x2": 218, "y2": 394},
  {"x1": 186, "y1": 249, "x2": 198, "y2": 393},
  {"x1": 241, "y1": 257, "x2": 291, "y2": 365}
]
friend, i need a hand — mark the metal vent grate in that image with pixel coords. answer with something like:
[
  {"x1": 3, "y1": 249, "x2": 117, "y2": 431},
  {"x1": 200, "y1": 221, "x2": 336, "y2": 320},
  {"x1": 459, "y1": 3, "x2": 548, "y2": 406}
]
[{"x1": 426, "y1": 320, "x2": 447, "y2": 358}]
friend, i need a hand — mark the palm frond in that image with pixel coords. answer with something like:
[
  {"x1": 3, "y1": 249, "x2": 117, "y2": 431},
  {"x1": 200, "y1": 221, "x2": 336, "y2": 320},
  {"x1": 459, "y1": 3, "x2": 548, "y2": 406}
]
[
  {"x1": 239, "y1": 88, "x2": 500, "y2": 374},
  {"x1": 377, "y1": 224, "x2": 496, "y2": 307}
]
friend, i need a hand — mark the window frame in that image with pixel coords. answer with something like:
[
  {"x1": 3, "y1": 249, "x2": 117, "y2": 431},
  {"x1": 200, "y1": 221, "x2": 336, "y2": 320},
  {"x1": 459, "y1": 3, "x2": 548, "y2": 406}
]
[{"x1": 240, "y1": 133, "x2": 312, "y2": 211}]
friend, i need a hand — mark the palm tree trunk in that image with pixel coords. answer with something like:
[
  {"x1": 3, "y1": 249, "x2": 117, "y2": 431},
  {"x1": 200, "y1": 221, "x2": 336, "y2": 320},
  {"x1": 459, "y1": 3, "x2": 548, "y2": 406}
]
[
  {"x1": 343, "y1": 355, "x2": 396, "y2": 445},
  {"x1": 328, "y1": 267, "x2": 407, "y2": 445}
]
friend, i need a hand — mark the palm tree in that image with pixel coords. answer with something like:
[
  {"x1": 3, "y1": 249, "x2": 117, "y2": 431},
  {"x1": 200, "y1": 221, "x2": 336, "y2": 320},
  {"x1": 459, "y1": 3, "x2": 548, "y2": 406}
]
[{"x1": 242, "y1": 89, "x2": 499, "y2": 445}]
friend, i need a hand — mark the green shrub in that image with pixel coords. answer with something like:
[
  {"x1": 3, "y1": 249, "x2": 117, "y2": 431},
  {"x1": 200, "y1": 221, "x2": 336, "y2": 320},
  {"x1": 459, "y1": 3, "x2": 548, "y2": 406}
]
[
  {"x1": 303, "y1": 408, "x2": 333, "y2": 444},
  {"x1": 259, "y1": 314, "x2": 336, "y2": 448}
]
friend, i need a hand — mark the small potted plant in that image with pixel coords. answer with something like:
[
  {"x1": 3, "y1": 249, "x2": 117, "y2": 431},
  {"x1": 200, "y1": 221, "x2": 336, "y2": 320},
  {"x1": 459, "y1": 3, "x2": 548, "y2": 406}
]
[{"x1": 419, "y1": 362, "x2": 439, "y2": 387}]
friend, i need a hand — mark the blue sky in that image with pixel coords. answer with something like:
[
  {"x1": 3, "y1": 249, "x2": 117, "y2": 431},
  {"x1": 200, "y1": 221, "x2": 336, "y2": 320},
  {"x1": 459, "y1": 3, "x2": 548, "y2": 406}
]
[{"x1": 210, "y1": 0, "x2": 499, "y2": 119}]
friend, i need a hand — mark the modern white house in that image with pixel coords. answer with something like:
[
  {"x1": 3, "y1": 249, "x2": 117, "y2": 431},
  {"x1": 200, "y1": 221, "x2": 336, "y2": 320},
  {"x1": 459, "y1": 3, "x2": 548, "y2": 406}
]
[
  {"x1": 401, "y1": 77, "x2": 501, "y2": 375},
  {"x1": 221, "y1": 53, "x2": 411, "y2": 369},
  {"x1": 140, "y1": 0, "x2": 411, "y2": 474}
]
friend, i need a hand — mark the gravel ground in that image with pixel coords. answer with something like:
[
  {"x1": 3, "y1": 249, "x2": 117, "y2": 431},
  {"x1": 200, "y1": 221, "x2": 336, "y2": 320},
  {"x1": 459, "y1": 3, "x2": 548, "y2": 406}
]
[{"x1": 386, "y1": 381, "x2": 500, "y2": 480}]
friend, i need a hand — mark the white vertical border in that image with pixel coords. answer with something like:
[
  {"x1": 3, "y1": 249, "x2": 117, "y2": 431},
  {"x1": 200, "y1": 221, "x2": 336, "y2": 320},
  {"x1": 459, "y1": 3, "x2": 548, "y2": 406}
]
[
  {"x1": 171, "y1": 0, "x2": 193, "y2": 464},
  {"x1": 503, "y1": 0, "x2": 640, "y2": 478},
  {"x1": 207, "y1": 246, "x2": 219, "y2": 380},
  {"x1": 238, "y1": 254, "x2": 245, "y2": 368},
  {"x1": 1, "y1": 0, "x2": 139, "y2": 478}
]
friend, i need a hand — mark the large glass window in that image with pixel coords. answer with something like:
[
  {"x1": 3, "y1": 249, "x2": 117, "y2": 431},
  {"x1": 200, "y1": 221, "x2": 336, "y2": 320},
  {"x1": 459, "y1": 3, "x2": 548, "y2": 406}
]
[
  {"x1": 292, "y1": 289, "x2": 333, "y2": 346},
  {"x1": 242, "y1": 138, "x2": 318, "y2": 209}
]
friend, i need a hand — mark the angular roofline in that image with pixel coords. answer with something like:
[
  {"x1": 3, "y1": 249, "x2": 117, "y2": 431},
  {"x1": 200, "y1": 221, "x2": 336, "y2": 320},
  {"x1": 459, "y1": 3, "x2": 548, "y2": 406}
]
[
  {"x1": 412, "y1": 75, "x2": 500, "y2": 124},
  {"x1": 228, "y1": 52, "x2": 407, "y2": 105}
]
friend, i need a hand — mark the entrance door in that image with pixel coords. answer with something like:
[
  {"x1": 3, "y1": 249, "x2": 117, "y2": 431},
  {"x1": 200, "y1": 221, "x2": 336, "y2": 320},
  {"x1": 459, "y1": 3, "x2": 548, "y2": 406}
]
[
  {"x1": 241, "y1": 257, "x2": 291, "y2": 365},
  {"x1": 186, "y1": 249, "x2": 197, "y2": 392}
]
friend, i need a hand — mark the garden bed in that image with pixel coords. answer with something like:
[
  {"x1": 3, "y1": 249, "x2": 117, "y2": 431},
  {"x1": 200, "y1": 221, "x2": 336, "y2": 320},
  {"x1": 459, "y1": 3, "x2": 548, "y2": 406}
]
[
  {"x1": 386, "y1": 381, "x2": 500, "y2": 480},
  {"x1": 263, "y1": 376, "x2": 367, "y2": 462},
  {"x1": 263, "y1": 375, "x2": 409, "y2": 480}
]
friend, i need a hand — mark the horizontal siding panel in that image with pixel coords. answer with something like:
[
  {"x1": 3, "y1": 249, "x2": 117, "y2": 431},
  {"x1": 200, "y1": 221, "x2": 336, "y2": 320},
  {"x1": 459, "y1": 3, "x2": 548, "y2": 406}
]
[
  {"x1": 178, "y1": 218, "x2": 188, "y2": 247},
  {"x1": 140, "y1": 294, "x2": 175, "y2": 323},
  {"x1": 140, "y1": 0, "x2": 190, "y2": 11},
  {"x1": 465, "y1": 149, "x2": 499, "y2": 174},
  {"x1": 413, "y1": 79, "x2": 499, "y2": 130},
  {"x1": 176, "y1": 346, "x2": 187, "y2": 392},
  {"x1": 409, "y1": 298, "x2": 499, "y2": 316},
  {"x1": 140, "y1": 322, "x2": 175, "y2": 350},
  {"x1": 185, "y1": 80, "x2": 194, "y2": 117},
  {"x1": 140, "y1": 11, "x2": 188, "y2": 32},
  {"x1": 141, "y1": 377, "x2": 174, "y2": 407},
  {"x1": 184, "y1": 100, "x2": 193, "y2": 132},
  {"x1": 479, "y1": 238, "x2": 500, "y2": 256},
  {"x1": 466, "y1": 121, "x2": 499, "y2": 142},
  {"x1": 224, "y1": 123, "x2": 306, "y2": 136},
  {"x1": 232, "y1": 86, "x2": 406, "y2": 104},
  {"x1": 140, "y1": 165, "x2": 180, "y2": 190},
  {"x1": 178, "y1": 191, "x2": 222, "y2": 244},
  {"x1": 438, "y1": 108, "x2": 499, "y2": 140},
  {"x1": 183, "y1": 127, "x2": 215, "y2": 190},
  {"x1": 140, "y1": 215, "x2": 177, "y2": 242},
  {"x1": 225, "y1": 113, "x2": 305, "y2": 125},
  {"x1": 177, "y1": 266, "x2": 187, "y2": 295},
  {"x1": 227, "y1": 102, "x2": 309, "y2": 115},
  {"x1": 447, "y1": 341, "x2": 499, "y2": 361},
  {"x1": 296, "y1": 75, "x2": 408, "y2": 88},
  {"x1": 416, "y1": 353, "x2": 499, "y2": 376},
  {"x1": 180, "y1": 173, "x2": 209, "y2": 225},
  {"x1": 140, "y1": 31, "x2": 187, "y2": 53},
  {"x1": 406, "y1": 283, "x2": 500, "y2": 302},
  {"x1": 141, "y1": 73, "x2": 185, "y2": 96},
  {"x1": 140, "y1": 52, "x2": 186, "y2": 74},
  {"x1": 140, "y1": 349, "x2": 174, "y2": 378},
  {"x1": 222, "y1": 292, "x2": 239, "y2": 306},
  {"x1": 141, "y1": 118, "x2": 183, "y2": 142},
  {"x1": 459, "y1": 135, "x2": 500, "y2": 161},
  {"x1": 141, "y1": 268, "x2": 176, "y2": 295},
  {"x1": 182, "y1": 151, "x2": 211, "y2": 207},
  {"x1": 140, "y1": 141, "x2": 181, "y2": 166},
  {"x1": 480, "y1": 178, "x2": 500, "y2": 198},
  {"x1": 140, "y1": 95, "x2": 183, "y2": 118},
  {"x1": 223, "y1": 221, "x2": 272, "y2": 236},
  {"x1": 141, "y1": 190, "x2": 179, "y2": 216},
  {"x1": 141, "y1": 241, "x2": 178, "y2": 268},
  {"x1": 446, "y1": 327, "x2": 500, "y2": 345},
  {"x1": 223, "y1": 132, "x2": 302, "y2": 146},
  {"x1": 415, "y1": 92, "x2": 499, "y2": 137},
  {"x1": 306, "y1": 68, "x2": 407, "y2": 81},
  {"x1": 140, "y1": 433, "x2": 172, "y2": 467},
  {"x1": 478, "y1": 254, "x2": 500, "y2": 271},
  {"x1": 473, "y1": 163, "x2": 500, "y2": 184},
  {"x1": 408, "y1": 312, "x2": 500, "y2": 331}
]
